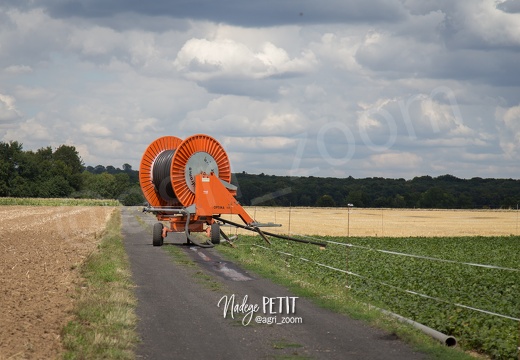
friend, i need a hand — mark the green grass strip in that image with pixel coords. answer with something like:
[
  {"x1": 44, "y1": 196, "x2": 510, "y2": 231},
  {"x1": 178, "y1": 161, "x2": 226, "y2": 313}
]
[
  {"x1": 0, "y1": 197, "x2": 121, "y2": 206},
  {"x1": 62, "y1": 208, "x2": 138, "y2": 359}
]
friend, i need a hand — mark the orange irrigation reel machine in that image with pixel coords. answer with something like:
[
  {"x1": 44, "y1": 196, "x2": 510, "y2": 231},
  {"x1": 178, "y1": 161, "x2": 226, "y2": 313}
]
[{"x1": 139, "y1": 134, "x2": 325, "y2": 248}]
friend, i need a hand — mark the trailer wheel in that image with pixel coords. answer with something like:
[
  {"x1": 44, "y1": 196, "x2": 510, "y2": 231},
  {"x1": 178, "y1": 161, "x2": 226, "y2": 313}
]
[
  {"x1": 210, "y1": 222, "x2": 220, "y2": 245},
  {"x1": 153, "y1": 222, "x2": 164, "y2": 246}
]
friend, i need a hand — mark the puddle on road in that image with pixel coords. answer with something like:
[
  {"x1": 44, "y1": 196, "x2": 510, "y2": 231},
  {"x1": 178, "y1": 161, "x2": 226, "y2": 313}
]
[{"x1": 190, "y1": 248, "x2": 253, "y2": 281}]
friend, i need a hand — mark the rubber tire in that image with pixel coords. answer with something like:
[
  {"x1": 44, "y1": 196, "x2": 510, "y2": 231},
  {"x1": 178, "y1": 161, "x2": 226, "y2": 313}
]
[
  {"x1": 210, "y1": 223, "x2": 220, "y2": 245},
  {"x1": 153, "y1": 222, "x2": 164, "y2": 246}
]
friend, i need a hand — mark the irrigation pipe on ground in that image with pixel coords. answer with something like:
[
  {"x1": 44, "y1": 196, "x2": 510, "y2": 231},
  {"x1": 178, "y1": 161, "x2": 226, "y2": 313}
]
[{"x1": 369, "y1": 306, "x2": 457, "y2": 347}]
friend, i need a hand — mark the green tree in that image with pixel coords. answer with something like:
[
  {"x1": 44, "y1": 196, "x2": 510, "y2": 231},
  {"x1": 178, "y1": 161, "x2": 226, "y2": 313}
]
[
  {"x1": 53, "y1": 145, "x2": 84, "y2": 174},
  {"x1": 392, "y1": 194, "x2": 406, "y2": 208},
  {"x1": 299, "y1": 194, "x2": 312, "y2": 206},
  {"x1": 81, "y1": 172, "x2": 117, "y2": 198},
  {"x1": 346, "y1": 190, "x2": 366, "y2": 207},
  {"x1": 0, "y1": 141, "x2": 24, "y2": 195},
  {"x1": 316, "y1": 194, "x2": 336, "y2": 207},
  {"x1": 106, "y1": 165, "x2": 117, "y2": 174},
  {"x1": 114, "y1": 173, "x2": 130, "y2": 197},
  {"x1": 418, "y1": 187, "x2": 456, "y2": 208},
  {"x1": 39, "y1": 176, "x2": 74, "y2": 197},
  {"x1": 119, "y1": 185, "x2": 145, "y2": 205}
]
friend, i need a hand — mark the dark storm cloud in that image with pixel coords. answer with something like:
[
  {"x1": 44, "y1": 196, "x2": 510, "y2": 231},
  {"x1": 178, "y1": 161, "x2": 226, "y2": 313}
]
[
  {"x1": 434, "y1": 51, "x2": 520, "y2": 87},
  {"x1": 497, "y1": 0, "x2": 520, "y2": 13},
  {"x1": 7, "y1": 0, "x2": 406, "y2": 27}
]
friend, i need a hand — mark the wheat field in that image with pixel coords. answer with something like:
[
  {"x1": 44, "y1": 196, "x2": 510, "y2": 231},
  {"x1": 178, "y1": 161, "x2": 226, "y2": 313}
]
[{"x1": 220, "y1": 207, "x2": 520, "y2": 237}]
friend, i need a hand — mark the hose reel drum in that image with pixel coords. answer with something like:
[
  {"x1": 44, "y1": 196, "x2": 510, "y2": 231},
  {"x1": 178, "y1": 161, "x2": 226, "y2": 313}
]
[{"x1": 139, "y1": 134, "x2": 253, "y2": 247}]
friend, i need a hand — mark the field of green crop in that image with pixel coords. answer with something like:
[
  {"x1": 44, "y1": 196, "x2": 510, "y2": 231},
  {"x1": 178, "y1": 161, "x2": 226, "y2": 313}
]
[{"x1": 224, "y1": 235, "x2": 520, "y2": 359}]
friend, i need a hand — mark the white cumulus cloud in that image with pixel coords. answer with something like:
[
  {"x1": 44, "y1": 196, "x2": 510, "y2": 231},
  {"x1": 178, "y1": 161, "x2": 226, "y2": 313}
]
[
  {"x1": 0, "y1": 94, "x2": 22, "y2": 124},
  {"x1": 174, "y1": 38, "x2": 316, "y2": 81}
]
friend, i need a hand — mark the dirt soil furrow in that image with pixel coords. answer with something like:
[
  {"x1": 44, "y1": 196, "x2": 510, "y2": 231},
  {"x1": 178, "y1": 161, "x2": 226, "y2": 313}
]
[{"x1": 0, "y1": 206, "x2": 115, "y2": 359}]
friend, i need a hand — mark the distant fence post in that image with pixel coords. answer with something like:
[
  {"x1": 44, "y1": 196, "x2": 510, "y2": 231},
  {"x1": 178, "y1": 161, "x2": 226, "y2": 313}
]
[
  {"x1": 288, "y1": 203, "x2": 292, "y2": 236},
  {"x1": 516, "y1": 204, "x2": 520, "y2": 235},
  {"x1": 345, "y1": 243, "x2": 351, "y2": 297},
  {"x1": 347, "y1": 209, "x2": 350, "y2": 237},
  {"x1": 381, "y1": 208, "x2": 384, "y2": 237},
  {"x1": 347, "y1": 204, "x2": 353, "y2": 237}
]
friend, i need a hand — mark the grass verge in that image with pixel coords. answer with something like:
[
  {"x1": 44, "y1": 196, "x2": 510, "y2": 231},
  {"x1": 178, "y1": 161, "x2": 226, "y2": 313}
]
[
  {"x1": 62, "y1": 208, "x2": 138, "y2": 359},
  {"x1": 216, "y1": 236, "x2": 475, "y2": 360}
]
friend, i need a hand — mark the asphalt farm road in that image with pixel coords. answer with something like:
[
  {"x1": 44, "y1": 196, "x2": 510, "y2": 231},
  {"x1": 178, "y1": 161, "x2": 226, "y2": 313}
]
[{"x1": 122, "y1": 207, "x2": 430, "y2": 360}]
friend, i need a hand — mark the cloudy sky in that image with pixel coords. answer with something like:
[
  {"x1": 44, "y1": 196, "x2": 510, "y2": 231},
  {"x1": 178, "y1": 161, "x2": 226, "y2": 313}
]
[{"x1": 1, "y1": 0, "x2": 519, "y2": 179}]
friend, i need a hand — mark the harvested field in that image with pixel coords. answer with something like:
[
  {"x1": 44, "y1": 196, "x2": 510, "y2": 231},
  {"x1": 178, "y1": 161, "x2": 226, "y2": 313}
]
[
  {"x1": 221, "y1": 207, "x2": 520, "y2": 237},
  {"x1": 0, "y1": 206, "x2": 115, "y2": 359}
]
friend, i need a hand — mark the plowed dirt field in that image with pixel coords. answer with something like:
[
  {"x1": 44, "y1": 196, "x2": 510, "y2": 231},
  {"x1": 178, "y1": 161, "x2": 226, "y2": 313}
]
[{"x1": 0, "y1": 206, "x2": 115, "y2": 359}]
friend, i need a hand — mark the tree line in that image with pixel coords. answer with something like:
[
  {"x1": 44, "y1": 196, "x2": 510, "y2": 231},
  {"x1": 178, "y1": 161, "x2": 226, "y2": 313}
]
[
  {"x1": 0, "y1": 141, "x2": 143, "y2": 205},
  {"x1": 2, "y1": 141, "x2": 520, "y2": 209},
  {"x1": 232, "y1": 172, "x2": 520, "y2": 209}
]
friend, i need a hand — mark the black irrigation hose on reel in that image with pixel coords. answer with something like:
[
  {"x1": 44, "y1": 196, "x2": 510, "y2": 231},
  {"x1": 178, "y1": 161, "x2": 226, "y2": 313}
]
[{"x1": 152, "y1": 150, "x2": 177, "y2": 201}]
